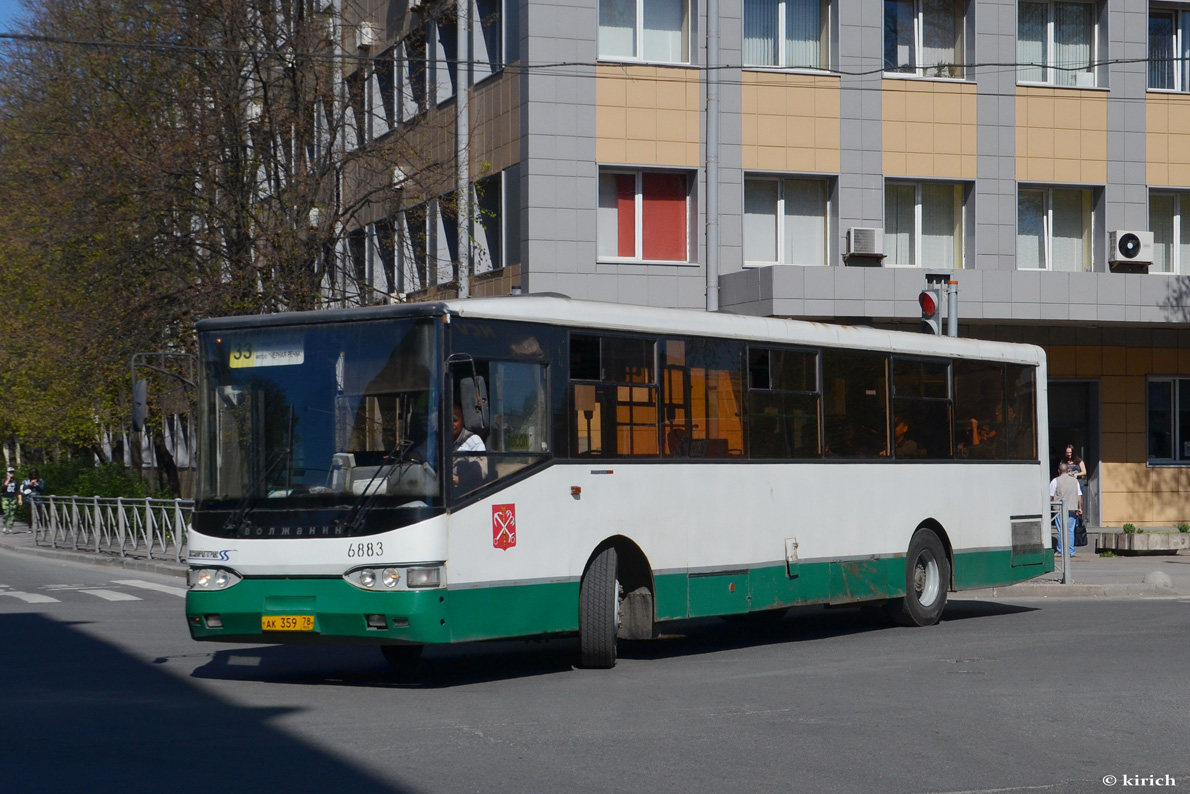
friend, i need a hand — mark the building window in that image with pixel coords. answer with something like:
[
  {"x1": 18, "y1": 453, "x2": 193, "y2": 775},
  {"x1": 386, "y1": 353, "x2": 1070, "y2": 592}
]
[
  {"x1": 1017, "y1": 0, "x2": 1096, "y2": 86},
  {"x1": 1150, "y1": 192, "x2": 1190, "y2": 274},
  {"x1": 885, "y1": 181, "x2": 964, "y2": 268},
  {"x1": 598, "y1": 0, "x2": 691, "y2": 63},
  {"x1": 743, "y1": 0, "x2": 829, "y2": 70},
  {"x1": 598, "y1": 170, "x2": 690, "y2": 262},
  {"x1": 884, "y1": 0, "x2": 965, "y2": 78},
  {"x1": 399, "y1": 205, "x2": 430, "y2": 292},
  {"x1": 398, "y1": 36, "x2": 429, "y2": 120},
  {"x1": 743, "y1": 177, "x2": 828, "y2": 266},
  {"x1": 1148, "y1": 378, "x2": 1190, "y2": 462},
  {"x1": 1017, "y1": 186, "x2": 1092, "y2": 271},
  {"x1": 474, "y1": 174, "x2": 503, "y2": 273},
  {"x1": 474, "y1": 0, "x2": 504, "y2": 80},
  {"x1": 1150, "y1": 7, "x2": 1190, "y2": 90},
  {"x1": 433, "y1": 16, "x2": 458, "y2": 103}
]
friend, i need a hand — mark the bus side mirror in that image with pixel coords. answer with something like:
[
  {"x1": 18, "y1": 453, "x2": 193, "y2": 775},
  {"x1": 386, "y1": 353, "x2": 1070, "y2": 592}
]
[{"x1": 459, "y1": 376, "x2": 489, "y2": 433}]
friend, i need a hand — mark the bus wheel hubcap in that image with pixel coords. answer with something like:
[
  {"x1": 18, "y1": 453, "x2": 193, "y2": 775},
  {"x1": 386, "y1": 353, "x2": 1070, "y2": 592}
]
[{"x1": 914, "y1": 554, "x2": 940, "y2": 606}]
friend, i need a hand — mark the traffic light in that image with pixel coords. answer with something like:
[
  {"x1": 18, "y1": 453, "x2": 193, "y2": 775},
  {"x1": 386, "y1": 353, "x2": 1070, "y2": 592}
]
[{"x1": 919, "y1": 287, "x2": 942, "y2": 335}]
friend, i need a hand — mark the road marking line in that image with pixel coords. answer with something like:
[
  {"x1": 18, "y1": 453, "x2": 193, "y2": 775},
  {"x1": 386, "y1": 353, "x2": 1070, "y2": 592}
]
[
  {"x1": 0, "y1": 591, "x2": 60, "y2": 603},
  {"x1": 112, "y1": 579, "x2": 187, "y2": 598},
  {"x1": 81, "y1": 589, "x2": 141, "y2": 602}
]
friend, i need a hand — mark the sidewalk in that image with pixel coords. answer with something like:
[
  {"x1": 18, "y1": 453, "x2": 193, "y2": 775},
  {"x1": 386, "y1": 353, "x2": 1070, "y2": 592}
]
[
  {"x1": 0, "y1": 520, "x2": 186, "y2": 578},
  {"x1": 960, "y1": 548, "x2": 1190, "y2": 598}
]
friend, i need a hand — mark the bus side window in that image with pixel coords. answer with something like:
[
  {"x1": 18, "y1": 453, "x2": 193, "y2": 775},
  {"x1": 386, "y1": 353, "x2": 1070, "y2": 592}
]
[
  {"x1": 569, "y1": 334, "x2": 659, "y2": 458},
  {"x1": 662, "y1": 338, "x2": 745, "y2": 458},
  {"x1": 1003, "y1": 364, "x2": 1037, "y2": 460},
  {"x1": 891, "y1": 357, "x2": 952, "y2": 460},
  {"x1": 953, "y1": 360, "x2": 1005, "y2": 459},
  {"x1": 822, "y1": 350, "x2": 888, "y2": 458},
  {"x1": 746, "y1": 348, "x2": 821, "y2": 459}
]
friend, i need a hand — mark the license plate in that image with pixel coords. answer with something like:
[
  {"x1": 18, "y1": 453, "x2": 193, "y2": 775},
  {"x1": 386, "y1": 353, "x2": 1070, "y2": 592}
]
[{"x1": 262, "y1": 615, "x2": 314, "y2": 631}]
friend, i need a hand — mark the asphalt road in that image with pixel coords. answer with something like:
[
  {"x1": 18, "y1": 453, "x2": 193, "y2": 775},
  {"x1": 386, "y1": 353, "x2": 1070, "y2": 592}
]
[{"x1": 1, "y1": 547, "x2": 1186, "y2": 794}]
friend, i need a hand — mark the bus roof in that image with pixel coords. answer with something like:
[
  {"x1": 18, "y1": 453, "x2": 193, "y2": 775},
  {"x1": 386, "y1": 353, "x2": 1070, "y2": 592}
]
[{"x1": 196, "y1": 294, "x2": 1045, "y2": 366}]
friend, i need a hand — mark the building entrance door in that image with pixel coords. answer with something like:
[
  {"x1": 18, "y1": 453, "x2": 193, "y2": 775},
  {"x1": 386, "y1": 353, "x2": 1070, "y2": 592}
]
[{"x1": 1048, "y1": 380, "x2": 1100, "y2": 527}]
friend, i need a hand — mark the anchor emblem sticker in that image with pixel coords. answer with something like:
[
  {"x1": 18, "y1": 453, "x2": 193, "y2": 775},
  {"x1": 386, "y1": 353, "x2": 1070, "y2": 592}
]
[{"x1": 492, "y1": 504, "x2": 516, "y2": 550}]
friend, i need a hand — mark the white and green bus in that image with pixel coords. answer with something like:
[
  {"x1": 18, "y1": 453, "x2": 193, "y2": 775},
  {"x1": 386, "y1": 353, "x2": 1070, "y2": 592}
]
[{"x1": 186, "y1": 295, "x2": 1053, "y2": 668}]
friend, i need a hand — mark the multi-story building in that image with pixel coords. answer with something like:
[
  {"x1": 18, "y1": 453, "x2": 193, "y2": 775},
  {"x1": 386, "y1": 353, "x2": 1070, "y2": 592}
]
[{"x1": 332, "y1": 0, "x2": 1190, "y2": 528}]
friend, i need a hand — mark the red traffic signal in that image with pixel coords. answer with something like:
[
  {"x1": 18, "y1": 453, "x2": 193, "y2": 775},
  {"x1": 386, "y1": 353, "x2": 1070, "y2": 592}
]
[{"x1": 919, "y1": 288, "x2": 941, "y2": 335}]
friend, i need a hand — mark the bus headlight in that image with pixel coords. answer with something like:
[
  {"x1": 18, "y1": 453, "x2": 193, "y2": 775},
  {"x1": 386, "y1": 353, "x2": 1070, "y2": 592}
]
[
  {"x1": 382, "y1": 568, "x2": 401, "y2": 588},
  {"x1": 189, "y1": 568, "x2": 243, "y2": 591},
  {"x1": 359, "y1": 568, "x2": 377, "y2": 588},
  {"x1": 406, "y1": 567, "x2": 442, "y2": 589}
]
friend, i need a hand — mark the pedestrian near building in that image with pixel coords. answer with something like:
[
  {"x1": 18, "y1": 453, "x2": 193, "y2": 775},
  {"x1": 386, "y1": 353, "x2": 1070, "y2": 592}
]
[
  {"x1": 1052, "y1": 463, "x2": 1082, "y2": 555},
  {"x1": 1, "y1": 467, "x2": 20, "y2": 533},
  {"x1": 20, "y1": 469, "x2": 45, "y2": 530}
]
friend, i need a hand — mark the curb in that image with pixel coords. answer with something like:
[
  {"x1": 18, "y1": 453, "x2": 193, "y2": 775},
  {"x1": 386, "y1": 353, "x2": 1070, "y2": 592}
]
[{"x1": 960, "y1": 582, "x2": 1183, "y2": 599}]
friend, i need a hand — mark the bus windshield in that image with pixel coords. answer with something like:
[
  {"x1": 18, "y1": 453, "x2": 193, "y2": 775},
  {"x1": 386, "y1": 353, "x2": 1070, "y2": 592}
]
[{"x1": 197, "y1": 318, "x2": 442, "y2": 508}]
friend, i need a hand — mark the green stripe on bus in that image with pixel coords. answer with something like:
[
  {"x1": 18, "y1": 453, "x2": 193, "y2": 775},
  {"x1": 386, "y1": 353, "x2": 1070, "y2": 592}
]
[{"x1": 187, "y1": 549, "x2": 1050, "y2": 645}]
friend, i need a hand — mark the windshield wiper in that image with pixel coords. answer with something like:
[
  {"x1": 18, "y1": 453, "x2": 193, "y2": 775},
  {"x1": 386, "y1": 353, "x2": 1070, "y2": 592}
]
[
  {"x1": 222, "y1": 443, "x2": 292, "y2": 533},
  {"x1": 339, "y1": 440, "x2": 414, "y2": 535}
]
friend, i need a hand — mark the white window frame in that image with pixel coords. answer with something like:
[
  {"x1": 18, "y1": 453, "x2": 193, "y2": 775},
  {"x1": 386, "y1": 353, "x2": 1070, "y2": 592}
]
[
  {"x1": 1149, "y1": 190, "x2": 1190, "y2": 274},
  {"x1": 1148, "y1": 6, "x2": 1189, "y2": 91},
  {"x1": 883, "y1": 0, "x2": 966, "y2": 79},
  {"x1": 1017, "y1": 0, "x2": 1098, "y2": 87},
  {"x1": 884, "y1": 181, "x2": 966, "y2": 268},
  {"x1": 597, "y1": 0, "x2": 693, "y2": 65},
  {"x1": 1016, "y1": 185, "x2": 1094, "y2": 271},
  {"x1": 598, "y1": 168, "x2": 693, "y2": 264},
  {"x1": 742, "y1": 175, "x2": 830, "y2": 266},
  {"x1": 742, "y1": 0, "x2": 831, "y2": 71}
]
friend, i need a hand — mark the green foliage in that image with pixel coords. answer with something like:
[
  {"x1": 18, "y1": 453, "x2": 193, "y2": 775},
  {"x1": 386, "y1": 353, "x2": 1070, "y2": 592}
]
[
  {"x1": 20, "y1": 460, "x2": 169, "y2": 499},
  {"x1": 1097, "y1": 550, "x2": 1116, "y2": 558},
  {"x1": 1178, "y1": 523, "x2": 1189, "y2": 533},
  {"x1": 1122, "y1": 523, "x2": 1137, "y2": 534}
]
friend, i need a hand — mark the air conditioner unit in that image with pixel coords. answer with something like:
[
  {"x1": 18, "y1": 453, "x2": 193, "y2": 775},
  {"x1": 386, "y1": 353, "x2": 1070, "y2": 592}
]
[
  {"x1": 356, "y1": 22, "x2": 375, "y2": 50},
  {"x1": 409, "y1": 0, "x2": 425, "y2": 11},
  {"x1": 845, "y1": 227, "x2": 885, "y2": 258},
  {"x1": 393, "y1": 165, "x2": 409, "y2": 188},
  {"x1": 1108, "y1": 230, "x2": 1154, "y2": 268},
  {"x1": 309, "y1": 208, "x2": 322, "y2": 228}
]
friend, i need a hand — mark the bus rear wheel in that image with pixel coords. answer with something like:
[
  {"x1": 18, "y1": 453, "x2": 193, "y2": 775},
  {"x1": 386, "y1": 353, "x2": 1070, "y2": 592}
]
[
  {"x1": 886, "y1": 529, "x2": 950, "y2": 627},
  {"x1": 381, "y1": 644, "x2": 424, "y2": 671},
  {"x1": 578, "y1": 546, "x2": 620, "y2": 669}
]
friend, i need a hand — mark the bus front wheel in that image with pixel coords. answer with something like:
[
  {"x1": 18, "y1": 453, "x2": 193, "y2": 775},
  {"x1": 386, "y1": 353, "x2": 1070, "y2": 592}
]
[
  {"x1": 886, "y1": 530, "x2": 950, "y2": 627},
  {"x1": 578, "y1": 546, "x2": 620, "y2": 669}
]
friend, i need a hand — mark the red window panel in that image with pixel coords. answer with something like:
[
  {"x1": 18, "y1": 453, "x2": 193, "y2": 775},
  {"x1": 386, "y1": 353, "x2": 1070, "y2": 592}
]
[
  {"x1": 641, "y1": 173, "x2": 687, "y2": 261},
  {"x1": 615, "y1": 174, "x2": 636, "y2": 257}
]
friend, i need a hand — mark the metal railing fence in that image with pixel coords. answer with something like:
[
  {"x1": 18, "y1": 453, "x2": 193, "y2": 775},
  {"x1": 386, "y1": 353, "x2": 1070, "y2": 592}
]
[{"x1": 31, "y1": 495, "x2": 191, "y2": 564}]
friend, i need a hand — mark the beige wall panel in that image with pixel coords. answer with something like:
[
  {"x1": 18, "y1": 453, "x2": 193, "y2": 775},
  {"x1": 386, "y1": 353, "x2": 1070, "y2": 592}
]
[
  {"x1": 470, "y1": 72, "x2": 522, "y2": 176},
  {"x1": 882, "y1": 79, "x2": 977, "y2": 179},
  {"x1": 1016, "y1": 87, "x2": 1107, "y2": 184},
  {"x1": 741, "y1": 72, "x2": 840, "y2": 173},
  {"x1": 1047, "y1": 345, "x2": 1077, "y2": 376},
  {"x1": 596, "y1": 65, "x2": 701, "y2": 167},
  {"x1": 1146, "y1": 93, "x2": 1190, "y2": 186},
  {"x1": 1102, "y1": 346, "x2": 1127, "y2": 375},
  {"x1": 1074, "y1": 345, "x2": 1102, "y2": 376},
  {"x1": 1153, "y1": 347, "x2": 1179, "y2": 374}
]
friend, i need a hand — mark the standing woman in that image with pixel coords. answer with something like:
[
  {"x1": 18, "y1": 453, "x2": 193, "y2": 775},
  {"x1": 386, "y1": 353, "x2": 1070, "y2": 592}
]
[
  {"x1": 1061, "y1": 444, "x2": 1087, "y2": 480},
  {"x1": 1, "y1": 467, "x2": 20, "y2": 533},
  {"x1": 20, "y1": 469, "x2": 45, "y2": 529}
]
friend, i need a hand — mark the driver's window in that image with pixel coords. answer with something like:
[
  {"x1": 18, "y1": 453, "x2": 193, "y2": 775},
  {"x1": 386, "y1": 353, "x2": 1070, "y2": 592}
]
[{"x1": 451, "y1": 360, "x2": 549, "y2": 498}]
